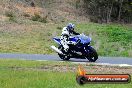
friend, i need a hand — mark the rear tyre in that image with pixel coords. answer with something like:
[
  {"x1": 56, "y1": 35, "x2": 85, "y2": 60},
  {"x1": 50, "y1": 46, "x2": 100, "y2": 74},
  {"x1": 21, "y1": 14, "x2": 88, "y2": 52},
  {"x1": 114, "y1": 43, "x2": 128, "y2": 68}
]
[
  {"x1": 85, "y1": 47, "x2": 98, "y2": 62},
  {"x1": 58, "y1": 45, "x2": 70, "y2": 61}
]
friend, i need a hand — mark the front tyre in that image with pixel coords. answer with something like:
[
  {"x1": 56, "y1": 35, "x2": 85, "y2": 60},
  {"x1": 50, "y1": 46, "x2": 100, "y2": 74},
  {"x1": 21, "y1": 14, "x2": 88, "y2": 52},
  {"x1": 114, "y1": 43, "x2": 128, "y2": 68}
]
[
  {"x1": 85, "y1": 47, "x2": 98, "y2": 62},
  {"x1": 58, "y1": 45, "x2": 70, "y2": 61}
]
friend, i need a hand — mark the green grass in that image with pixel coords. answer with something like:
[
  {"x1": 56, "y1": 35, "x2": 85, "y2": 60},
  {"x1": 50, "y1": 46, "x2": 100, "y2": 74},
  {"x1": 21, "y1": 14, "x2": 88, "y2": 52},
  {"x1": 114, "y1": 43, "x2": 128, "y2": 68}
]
[
  {"x1": 0, "y1": 20, "x2": 61, "y2": 54},
  {"x1": 0, "y1": 59, "x2": 132, "y2": 88},
  {"x1": 0, "y1": 59, "x2": 74, "y2": 68},
  {"x1": 0, "y1": 19, "x2": 132, "y2": 57},
  {"x1": 76, "y1": 23, "x2": 132, "y2": 57}
]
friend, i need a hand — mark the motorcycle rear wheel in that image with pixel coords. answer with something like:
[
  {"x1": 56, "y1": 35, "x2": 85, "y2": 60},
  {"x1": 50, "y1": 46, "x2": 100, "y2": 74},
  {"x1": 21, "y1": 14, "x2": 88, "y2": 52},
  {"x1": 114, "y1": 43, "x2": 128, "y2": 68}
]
[{"x1": 58, "y1": 45, "x2": 70, "y2": 61}]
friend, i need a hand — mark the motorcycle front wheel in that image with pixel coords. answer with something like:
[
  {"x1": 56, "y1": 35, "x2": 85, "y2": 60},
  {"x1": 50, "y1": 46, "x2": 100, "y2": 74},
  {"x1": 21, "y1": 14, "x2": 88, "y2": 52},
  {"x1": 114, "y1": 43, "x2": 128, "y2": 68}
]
[{"x1": 85, "y1": 46, "x2": 98, "y2": 62}]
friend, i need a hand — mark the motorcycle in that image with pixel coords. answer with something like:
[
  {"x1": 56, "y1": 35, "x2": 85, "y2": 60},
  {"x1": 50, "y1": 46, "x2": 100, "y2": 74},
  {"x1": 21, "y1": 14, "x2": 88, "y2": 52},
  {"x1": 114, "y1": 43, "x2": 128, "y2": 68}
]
[{"x1": 51, "y1": 33, "x2": 98, "y2": 62}]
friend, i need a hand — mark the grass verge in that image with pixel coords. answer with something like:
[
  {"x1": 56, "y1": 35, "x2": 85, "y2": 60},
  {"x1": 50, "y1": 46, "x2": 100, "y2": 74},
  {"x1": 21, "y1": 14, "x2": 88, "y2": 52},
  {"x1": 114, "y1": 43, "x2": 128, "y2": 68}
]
[{"x1": 0, "y1": 59, "x2": 132, "y2": 88}]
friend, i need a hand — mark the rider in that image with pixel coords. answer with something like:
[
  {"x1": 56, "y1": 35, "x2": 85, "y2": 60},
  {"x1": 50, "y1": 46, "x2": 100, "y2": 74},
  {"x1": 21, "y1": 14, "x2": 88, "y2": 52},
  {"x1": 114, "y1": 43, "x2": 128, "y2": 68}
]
[{"x1": 60, "y1": 23, "x2": 80, "y2": 53}]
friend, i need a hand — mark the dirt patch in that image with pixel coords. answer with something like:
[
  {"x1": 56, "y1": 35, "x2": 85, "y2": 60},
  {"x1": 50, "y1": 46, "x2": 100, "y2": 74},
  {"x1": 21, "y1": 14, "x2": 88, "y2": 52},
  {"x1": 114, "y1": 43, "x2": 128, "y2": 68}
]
[
  {"x1": 15, "y1": 3, "x2": 46, "y2": 16},
  {"x1": 8, "y1": 64, "x2": 132, "y2": 74},
  {"x1": 84, "y1": 65, "x2": 132, "y2": 74},
  {"x1": 0, "y1": 15, "x2": 9, "y2": 21},
  {"x1": 0, "y1": 0, "x2": 88, "y2": 22}
]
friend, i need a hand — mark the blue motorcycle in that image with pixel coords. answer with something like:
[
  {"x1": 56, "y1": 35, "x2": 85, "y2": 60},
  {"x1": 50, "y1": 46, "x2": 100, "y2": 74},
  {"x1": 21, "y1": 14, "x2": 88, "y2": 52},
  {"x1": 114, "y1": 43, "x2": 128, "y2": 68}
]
[{"x1": 51, "y1": 33, "x2": 98, "y2": 62}]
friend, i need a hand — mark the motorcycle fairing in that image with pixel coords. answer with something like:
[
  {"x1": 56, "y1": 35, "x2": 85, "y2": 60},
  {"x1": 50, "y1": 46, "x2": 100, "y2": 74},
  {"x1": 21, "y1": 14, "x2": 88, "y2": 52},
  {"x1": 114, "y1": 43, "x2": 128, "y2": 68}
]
[
  {"x1": 76, "y1": 35, "x2": 91, "y2": 44},
  {"x1": 53, "y1": 37, "x2": 61, "y2": 45}
]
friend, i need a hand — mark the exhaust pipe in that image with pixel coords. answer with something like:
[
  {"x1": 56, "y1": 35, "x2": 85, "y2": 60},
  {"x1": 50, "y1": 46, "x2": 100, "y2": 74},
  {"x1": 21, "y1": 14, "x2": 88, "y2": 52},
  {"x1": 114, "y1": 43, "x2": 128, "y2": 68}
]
[{"x1": 51, "y1": 45, "x2": 63, "y2": 54}]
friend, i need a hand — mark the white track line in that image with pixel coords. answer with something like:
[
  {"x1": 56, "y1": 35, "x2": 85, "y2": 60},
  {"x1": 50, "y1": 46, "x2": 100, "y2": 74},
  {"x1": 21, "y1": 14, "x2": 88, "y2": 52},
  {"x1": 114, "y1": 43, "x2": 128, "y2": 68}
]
[
  {"x1": 35, "y1": 59, "x2": 132, "y2": 67},
  {"x1": 72, "y1": 62, "x2": 132, "y2": 67}
]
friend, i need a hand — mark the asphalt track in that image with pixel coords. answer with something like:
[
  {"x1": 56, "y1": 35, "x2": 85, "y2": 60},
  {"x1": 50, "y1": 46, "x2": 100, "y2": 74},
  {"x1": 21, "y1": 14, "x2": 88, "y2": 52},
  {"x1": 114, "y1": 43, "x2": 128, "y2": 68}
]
[{"x1": 0, "y1": 53, "x2": 132, "y2": 66}]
